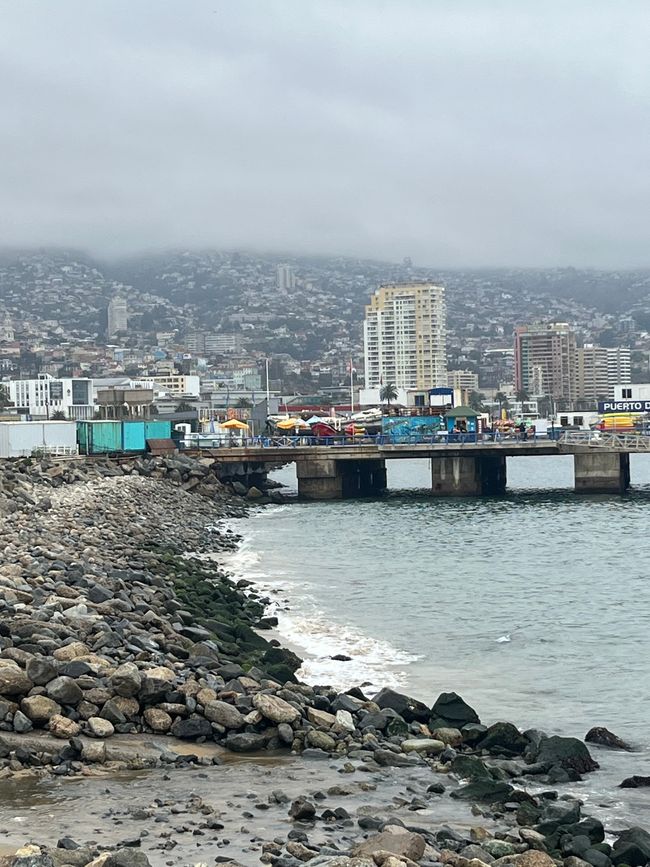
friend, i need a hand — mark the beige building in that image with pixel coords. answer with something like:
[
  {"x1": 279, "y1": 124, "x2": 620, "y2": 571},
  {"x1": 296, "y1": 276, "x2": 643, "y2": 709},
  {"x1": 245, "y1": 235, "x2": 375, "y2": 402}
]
[
  {"x1": 577, "y1": 345, "x2": 631, "y2": 400},
  {"x1": 514, "y1": 322, "x2": 577, "y2": 400},
  {"x1": 447, "y1": 369, "x2": 479, "y2": 392},
  {"x1": 363, "y1": 282, "x2": 447, "y2": 390}
]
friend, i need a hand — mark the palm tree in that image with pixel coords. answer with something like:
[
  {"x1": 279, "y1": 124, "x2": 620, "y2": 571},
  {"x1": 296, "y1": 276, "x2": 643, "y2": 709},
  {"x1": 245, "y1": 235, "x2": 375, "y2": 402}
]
[
  {"x1": 379, "y1": 382, "x2": 398, "y2": 409},
  {"x1": 236, "y1": 397, "x2": 252, "y2": 409},
  {"x1": 468, "y1": 391, "x2": 486, "y2": 412},
  {"x1": 50, "y1": 410, "x2": 67, "y2": 420}
]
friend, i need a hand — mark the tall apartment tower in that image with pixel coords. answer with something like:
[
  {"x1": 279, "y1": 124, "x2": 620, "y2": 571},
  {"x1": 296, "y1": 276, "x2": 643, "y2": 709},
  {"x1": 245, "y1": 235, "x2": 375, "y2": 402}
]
[
  {"x1": 363, "y1": 282, "x2": 447, "y2": 390},
  {"x1": 276, "y1": 264, "x2": 296, "y2": 291},
  {"x1": 514, "y1": 322, "x2": 577, "y2": 400},
  {"x1": 107, "y1": 296, "x2": 128, "y2": 338},
  {"x1": 577, "y1": 345, "x2": 632, "y2": 400}
]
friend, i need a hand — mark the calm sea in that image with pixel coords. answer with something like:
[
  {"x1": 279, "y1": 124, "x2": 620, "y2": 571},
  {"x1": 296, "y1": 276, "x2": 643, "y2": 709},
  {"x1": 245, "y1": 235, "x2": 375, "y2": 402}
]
[{"x1": 221, "y1": 455, "x2": 650, "y2": 825}]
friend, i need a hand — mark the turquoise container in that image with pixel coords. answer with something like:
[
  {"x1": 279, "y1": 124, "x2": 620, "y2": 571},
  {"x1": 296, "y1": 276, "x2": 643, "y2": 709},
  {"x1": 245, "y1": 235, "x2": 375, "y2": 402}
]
[{"x1": 144, "y1": 420, "x2": 172, "y2": 439}]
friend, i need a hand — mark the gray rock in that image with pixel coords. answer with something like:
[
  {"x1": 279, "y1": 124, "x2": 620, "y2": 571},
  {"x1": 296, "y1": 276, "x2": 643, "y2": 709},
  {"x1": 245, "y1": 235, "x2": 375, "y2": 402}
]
[
  {"x1": 26, "y1": 657, "x2": 59, "y2": 685},
  {"x1": 46, "y1": 676, "x2": 83, "y2": 706},
  {"x1": 203, "y1": 699, "x2": 245, "y2": 729},
  {"x1": 225, "y1": 731, "x2": 266, "y2": 752},
  {"x1": 0, "y1": 662, "x2": 33, "y2": 695},
  {"x1": 13, "y1": 709, "x2": 34, "y2": 733},
  {"x1": 170, "y1": 716, "x2": 212, "y2": 739},
  {"x1": 110, "y1": 662, "x2": 142, "y2": 698}
]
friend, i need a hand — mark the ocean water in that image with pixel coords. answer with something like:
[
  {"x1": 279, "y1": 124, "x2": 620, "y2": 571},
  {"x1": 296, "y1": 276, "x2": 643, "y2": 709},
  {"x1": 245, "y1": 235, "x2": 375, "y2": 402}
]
[{"x1": 220, "y1": 455, "x2": 650, "y2": 824}]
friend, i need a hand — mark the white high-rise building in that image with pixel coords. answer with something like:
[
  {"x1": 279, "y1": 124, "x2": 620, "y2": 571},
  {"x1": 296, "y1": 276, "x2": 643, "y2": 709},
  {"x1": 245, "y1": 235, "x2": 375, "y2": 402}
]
[
  {"x1": 363, "y1": 282, "x2": 447, "y2": 390},
  {"x1": 276, "y1": 264, "x2": 296, "y2": 291},
  {"x1": 107, "y1": 296, "x2": 128, "y2": 338}
]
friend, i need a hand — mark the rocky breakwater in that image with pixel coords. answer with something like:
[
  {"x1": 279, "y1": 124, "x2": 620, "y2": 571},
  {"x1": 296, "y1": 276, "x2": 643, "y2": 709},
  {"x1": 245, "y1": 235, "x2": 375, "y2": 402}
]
[{"x1": 0, "y1": 456, "x2": 648, "y2": 867}]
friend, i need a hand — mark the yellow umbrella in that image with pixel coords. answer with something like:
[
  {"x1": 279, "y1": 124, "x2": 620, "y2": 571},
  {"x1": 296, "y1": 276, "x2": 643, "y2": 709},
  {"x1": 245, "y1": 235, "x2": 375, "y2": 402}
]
[
  {"x1": 276, "y1": 417, "x2": 309, "y2": 430},
  {"x1": 220, "y1": 418, "x2": 250, "y2": 430}
]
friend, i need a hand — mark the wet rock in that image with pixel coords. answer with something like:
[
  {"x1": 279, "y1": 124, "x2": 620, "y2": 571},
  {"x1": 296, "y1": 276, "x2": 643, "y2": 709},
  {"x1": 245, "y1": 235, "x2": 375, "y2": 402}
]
[
  {"x1": 401, "y1": 738, "x2": 445, "y2": 755},
  {"x1": 306, "y1": 730, "x2": 336, "y2": 751},
  {"x1": 372, "y1": 687, "x2": 430, "y2": 723},
  {"x1": 450, "y1": 779, "x2": 514, "y2": 802},
  {"x1": 170, "y1": 715, "x2": 212, "y2": 739},
  {"x1": 104, "y1": 849, "x2": 152, "y2": 867},
  {"x1": 430, "y1": 691, "x2": 480, "y2": 728},
  {"x1": 432, "y1": 727, "x2": 463, "y2": 747},
  {"x1": 533, "y1": 736, "x2": 599, "y2": 774},
  {"x1": 225, "y1": 732, "x2": 266, "y2": 752},
  {"x1": 584, "y1": 726, "x2": 633, "y2": 751},
  {"x1": 478, "y1": 721, "x2": 529, "y2": 755},
  {"x1": 353, "y1": 829, "x2": 426, "y2": 862},
  {"x1": 289, "y1": 797, "x2": 317, "y2": 821},
  {"x1": 619, "y1": 775, "x2": 650, "y2": 788},
  {"x1": 612, "y1": 828, "x2": 650, "y2": 867},
  {"x1": 450, "y1": 754, "x2": 492, "y2": 781},
  {"x1": 307, "y1": 707, "x2": 337, "y2": 728}
]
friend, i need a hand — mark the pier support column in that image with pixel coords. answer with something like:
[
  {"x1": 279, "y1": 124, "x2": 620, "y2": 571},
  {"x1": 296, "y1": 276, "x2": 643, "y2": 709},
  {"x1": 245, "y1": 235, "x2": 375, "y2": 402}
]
[
  {"x1": 574, "y1": 451, "x2": 630, "y2": 493},
  {"x1": 431, "y1": 455, "x2": 507, "y2": 496},
  {"x1": 342, "y1": 459, "x2": 387, "y2": 498},
  {"x1": 296, "y1": 459, "x2": 343, "y2": 500},
  {"x1": 296, "y1": 459, "x2": 387, "y2": 500}
]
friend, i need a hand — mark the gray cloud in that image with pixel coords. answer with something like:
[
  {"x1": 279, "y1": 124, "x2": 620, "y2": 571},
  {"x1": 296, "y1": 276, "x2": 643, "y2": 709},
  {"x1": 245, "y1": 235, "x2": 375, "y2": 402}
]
[{"x1": 0, "y1": 0, "x2": 648, "y2": 266}]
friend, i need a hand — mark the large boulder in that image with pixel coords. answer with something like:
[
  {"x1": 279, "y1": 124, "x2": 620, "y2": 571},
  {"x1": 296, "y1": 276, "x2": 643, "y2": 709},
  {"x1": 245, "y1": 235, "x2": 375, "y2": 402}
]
[
  {"x1": 204, "y1": 700, "x2": 245, "y2": 729},
  {"x1": 533, "y1": 736, "x2": 599, "y2": 774},
  {"x1": 253, "y1": 692, "x2": 300, "y2": 724},
  {"x1": 225, "y1": 731, "x2": 266, "y2": 752},
  {"x1": 620, "y1": 775, "x2": 650, "y2": 788},
  {"x1": 21, "y1": 695, "x2": 61, "y2": 724},
  {"x1": 478, "y1": 721, "x2": 529, "y2": 755},
  {"x1": 450, "y1": 779, "x2": 514, "y2": 802},
  {"x1": 109, "y1": 662, "x2": 142, "y2": 698},
  {"x1": 353, "y1": 829, "x2": 426, "y2": 862},
  {"x1": 46, "y1": 676, "x2": 83, "y2": 706},
  {"x1": 611, "y1": 828, "x2": 650, "y2": 867},
  {"x1": 372, "y1": 687, "x2": 430, "y2": 723},
  {"x1": 170, "y1": 716, "x2": 212, "y2": 739},
  {"x1": 26, "y1": 657, "x2": 58, "y2": 686},
  {"x1": 430, "y1": 691, "x2": 480, "y2": 727},
  {"x1": 0, "y1": 661, "x2": 33, "y2": 696},
  {"x1": 585, "y1": 726, "x2": 632, "y2": 751}
]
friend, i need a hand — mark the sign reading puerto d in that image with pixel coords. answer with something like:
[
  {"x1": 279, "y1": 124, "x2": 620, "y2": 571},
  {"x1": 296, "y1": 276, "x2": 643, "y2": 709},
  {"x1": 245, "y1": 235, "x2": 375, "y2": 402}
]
[{"x1": 599, "y1": 400, "x2": 650, "y2": 413}]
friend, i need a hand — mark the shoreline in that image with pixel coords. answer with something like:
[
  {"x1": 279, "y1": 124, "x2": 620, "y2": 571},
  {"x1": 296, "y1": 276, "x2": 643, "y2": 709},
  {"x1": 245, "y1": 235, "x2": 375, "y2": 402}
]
[{"x1": 0, "y1": 455, "x2": 648, "y2": 867}]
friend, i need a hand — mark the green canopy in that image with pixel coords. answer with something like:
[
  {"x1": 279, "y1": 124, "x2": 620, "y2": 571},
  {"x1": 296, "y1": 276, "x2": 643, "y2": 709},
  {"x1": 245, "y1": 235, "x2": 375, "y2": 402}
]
[{"x1": 445, "y1": 405, "x2": 480, "y2": 417}]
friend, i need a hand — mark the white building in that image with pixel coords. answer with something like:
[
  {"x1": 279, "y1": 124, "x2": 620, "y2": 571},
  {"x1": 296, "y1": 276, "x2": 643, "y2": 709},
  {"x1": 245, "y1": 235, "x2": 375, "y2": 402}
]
[
  {"x1": 363, "y1": 282, "x2": 447, "y2": 393},
  {"x1": 107, "y1": 296, "x2": 128, "y2": 338},
  {"x1": 9, "y1": 375, "x2": 94, "y2": 420},
  {"x1": 139, "y1": 374, "x2": 200, "y2": 397},
  {"x1": 276, "y1": 264, "x2": 296, "y2": 291}
]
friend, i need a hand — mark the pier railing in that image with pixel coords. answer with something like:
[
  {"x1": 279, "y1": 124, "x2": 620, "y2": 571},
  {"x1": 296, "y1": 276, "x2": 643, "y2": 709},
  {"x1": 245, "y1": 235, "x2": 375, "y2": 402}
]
[
  {"x1": 184, "y1": 431, "x2": 542, "y2": 449},
  {"x1": 558, "y1": 430, "x2": 650, "y2": 451}
]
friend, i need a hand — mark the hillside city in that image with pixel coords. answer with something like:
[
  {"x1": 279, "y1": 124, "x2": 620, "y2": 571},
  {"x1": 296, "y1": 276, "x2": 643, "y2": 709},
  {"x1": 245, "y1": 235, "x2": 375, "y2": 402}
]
[{"x1": 1, "y1": 248, "x2": 650, "y2": 427}]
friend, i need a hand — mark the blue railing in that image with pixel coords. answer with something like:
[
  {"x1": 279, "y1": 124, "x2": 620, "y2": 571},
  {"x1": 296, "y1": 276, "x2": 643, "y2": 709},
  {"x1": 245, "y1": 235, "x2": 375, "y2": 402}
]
[{"x1": 186, "y1": 431, "x2": 542, "y2": 449}]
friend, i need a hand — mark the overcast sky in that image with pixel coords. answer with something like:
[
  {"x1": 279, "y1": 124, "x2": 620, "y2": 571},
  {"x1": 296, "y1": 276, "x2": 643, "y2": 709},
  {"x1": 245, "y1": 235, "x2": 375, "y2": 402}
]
[{"x1": 1, "y1": 1, "x2": 649, "y2": 267}]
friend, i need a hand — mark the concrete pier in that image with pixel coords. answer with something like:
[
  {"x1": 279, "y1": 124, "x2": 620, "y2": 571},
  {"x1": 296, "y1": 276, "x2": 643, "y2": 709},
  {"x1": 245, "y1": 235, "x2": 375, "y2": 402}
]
[
  {"x1": 574, "y1": 451, "x2": 630, "y2": 494},
  {"x1": 431, "y1": 454, "x2": 507, "y2": 496}
]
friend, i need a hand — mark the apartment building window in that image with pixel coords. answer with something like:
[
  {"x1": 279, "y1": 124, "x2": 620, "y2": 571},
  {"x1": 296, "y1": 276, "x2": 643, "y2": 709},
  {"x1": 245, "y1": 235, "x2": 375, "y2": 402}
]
[{"x1": 622, "y1": 388, "x2": 632, "y2": 398}]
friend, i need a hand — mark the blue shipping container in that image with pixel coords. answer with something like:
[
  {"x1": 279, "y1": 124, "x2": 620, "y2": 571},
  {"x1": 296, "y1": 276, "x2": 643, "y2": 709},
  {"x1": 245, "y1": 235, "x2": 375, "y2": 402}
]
[{"x1": 144, "y1": 420, "x2": 172, "y2": 440}]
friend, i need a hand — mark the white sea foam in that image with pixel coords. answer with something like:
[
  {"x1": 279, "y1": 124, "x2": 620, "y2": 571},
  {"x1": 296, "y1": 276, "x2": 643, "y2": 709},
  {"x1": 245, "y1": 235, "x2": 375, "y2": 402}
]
[{"x1": 209, "y1": 518, "x2": 421, "y2": 694}]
